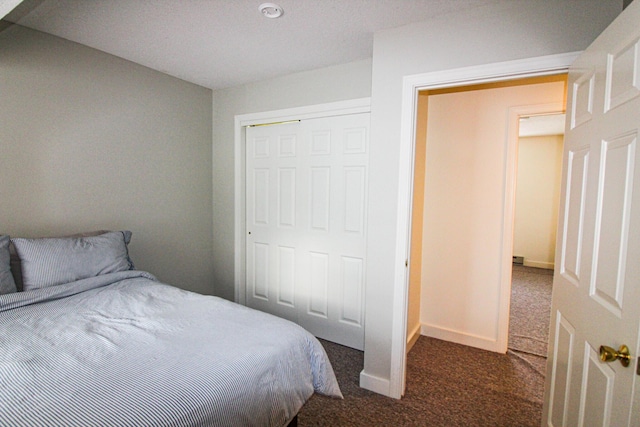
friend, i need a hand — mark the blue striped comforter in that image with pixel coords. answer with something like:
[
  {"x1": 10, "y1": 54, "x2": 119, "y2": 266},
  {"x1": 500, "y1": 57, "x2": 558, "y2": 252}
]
[{"x1": 0, "y1": 271, "x2": 342, "y2": 426}]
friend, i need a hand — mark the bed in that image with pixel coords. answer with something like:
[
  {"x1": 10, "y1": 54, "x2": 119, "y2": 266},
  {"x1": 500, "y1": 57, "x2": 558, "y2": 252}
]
[{"x1": 0, "y1": 231, "x2": 341, "y2": 426}]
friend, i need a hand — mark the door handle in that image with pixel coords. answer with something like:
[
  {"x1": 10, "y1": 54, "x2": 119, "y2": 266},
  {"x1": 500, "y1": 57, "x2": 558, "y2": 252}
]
[{"x1": 599, "y1": 344, "x2": 631, "y2": 367}]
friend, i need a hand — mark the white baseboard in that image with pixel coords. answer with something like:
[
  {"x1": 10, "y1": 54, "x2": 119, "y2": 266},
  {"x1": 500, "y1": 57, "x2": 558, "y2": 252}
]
[
  {"x1": 359, "y1": 370, "x2": 391, "y2": 397},
  {"x1": 523, "y1": 260, "x2": 554, "y2": 270},
  {"x1": 421, "y1": 323, "x2": 500, "y2": 353},
  {"x1": 406, "y1": 322, "x2": 421, "y2": 352}
]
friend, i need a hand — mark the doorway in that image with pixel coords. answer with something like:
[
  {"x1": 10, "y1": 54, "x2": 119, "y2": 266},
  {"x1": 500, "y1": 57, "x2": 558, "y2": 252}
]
[
  {"x1": 388, "y1": 52, "x2": 577, "y2": 400},
  {"x1": 406, "y1": 75, "x2": 567, "y2": 358},
  {"x1": 509, "y1": 113, "x2": 565, "y2": 373}
]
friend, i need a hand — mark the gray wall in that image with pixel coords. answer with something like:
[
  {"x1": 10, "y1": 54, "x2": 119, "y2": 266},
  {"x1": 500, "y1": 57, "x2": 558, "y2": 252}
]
[
  {"x1": 211, "y1": 58, "x2": 372, "y2": 300},
  {"x1": 0, "y1": 24, "x2": 214, "y2": 294}
]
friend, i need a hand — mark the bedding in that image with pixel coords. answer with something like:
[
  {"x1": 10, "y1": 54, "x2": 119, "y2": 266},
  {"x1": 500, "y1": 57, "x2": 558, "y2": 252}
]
[{"x1": 0, "y1": 271, "x2": 341, "y2": 426}]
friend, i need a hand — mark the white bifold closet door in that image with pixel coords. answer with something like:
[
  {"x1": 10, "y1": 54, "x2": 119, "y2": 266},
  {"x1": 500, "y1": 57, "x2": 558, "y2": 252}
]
[{"x1": 245, "y1": 113, "x2": 369, "y2": 350}]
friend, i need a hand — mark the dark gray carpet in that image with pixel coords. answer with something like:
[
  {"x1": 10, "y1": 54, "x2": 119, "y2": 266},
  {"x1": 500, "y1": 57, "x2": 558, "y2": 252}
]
[{"x1": 297, "y1": 266, "x2": 553, "y2": 426}]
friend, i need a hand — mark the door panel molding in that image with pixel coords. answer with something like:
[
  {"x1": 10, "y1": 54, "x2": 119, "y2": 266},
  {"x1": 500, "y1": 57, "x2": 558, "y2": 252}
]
[
  {"x1": 590, "y1": 132, "x2": 637, "y2": 317},
  {"x1": 571, "y1": 70, "x2": 595, "y2": 129},
  {"x1": 560, "y1": 146, "x2": 590, "y2": 287},
  {"x1": 604, "y1": 37, "x2": 640, "y2": 113},
  {"x1": 578, "y1": 344, "x2": 615, "y2": 426},
  {"x1": 547, "y1": 311, "x2": 576, "y2": 427}
]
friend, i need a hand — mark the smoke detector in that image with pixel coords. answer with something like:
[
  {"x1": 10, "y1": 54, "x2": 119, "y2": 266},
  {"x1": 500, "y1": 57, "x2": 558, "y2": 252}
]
[{"x1": 259, "y1": 3, "x2": 284, "y2": 19}]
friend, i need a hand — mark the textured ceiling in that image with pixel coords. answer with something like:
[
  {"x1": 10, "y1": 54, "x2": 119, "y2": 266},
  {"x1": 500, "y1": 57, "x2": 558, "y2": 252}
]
[{"x1": 4, "y1": 0, "x2": 499, "y2": 89}]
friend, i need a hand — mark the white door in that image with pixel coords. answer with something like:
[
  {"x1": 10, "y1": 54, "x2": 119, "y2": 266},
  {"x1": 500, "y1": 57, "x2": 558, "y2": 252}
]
[
  {"x1": 245, "y1": 113, "x2": 369, "y2": 350},
  {"x1": 543, "y1": 2, "x2": 640, "y2": 426}
]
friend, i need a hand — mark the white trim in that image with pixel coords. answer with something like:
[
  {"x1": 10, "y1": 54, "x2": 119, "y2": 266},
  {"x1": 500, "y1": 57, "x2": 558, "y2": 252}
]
[
  {"x1": 359, "y1": 370, "x2": 391, "y2": 396},
  {"x1": 406, "y1": 322, "x2": 422, "y2": 352},
  {"x1": 421, "y1": 323, "x2": 498, "y2": 353},
  {"x1": 524, "y1": 260, "x2": 555, "y2": 270},
  {"x1": 402, "y1": 52, "x2": 580, "y2": 91},
  {"x1": 234, "y1": 98, "x2": 371, "y2": 304},
  {"x1": 390, "y1": 52, "x2": 579, "y2": 399},
  {"x1": 389, "y1": 77, "x2": 419, "y2": 399}
]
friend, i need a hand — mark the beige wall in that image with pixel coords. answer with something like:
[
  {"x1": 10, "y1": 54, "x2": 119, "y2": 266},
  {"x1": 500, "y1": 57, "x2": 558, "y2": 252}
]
[
  {"x1": 419, "y1": 80, "x2": 566, "y2": 349},
  {"x1": 514, "y1": 134, "x2": 564, "y2": 269},
  {"x1": 211, "y1": 59, "x2": 372, "y2": 301},
  {"x1": 0, "y1": 25, "x2": 214, "y2": 294}
]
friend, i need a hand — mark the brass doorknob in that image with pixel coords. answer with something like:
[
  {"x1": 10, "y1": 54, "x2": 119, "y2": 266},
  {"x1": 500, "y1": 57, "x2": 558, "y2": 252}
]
[{"x1": 599, "y1": 344, "x2": 631, "y2": 367}]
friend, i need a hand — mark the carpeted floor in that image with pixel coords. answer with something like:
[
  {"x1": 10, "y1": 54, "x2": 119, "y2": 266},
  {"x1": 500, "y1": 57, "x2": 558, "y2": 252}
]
[
  {"x1": 297, "y1": 266, "x2": 554, "y2": 426},
  {"x1": 508, "y1": 265, "x2": 554, "y2": 375}
]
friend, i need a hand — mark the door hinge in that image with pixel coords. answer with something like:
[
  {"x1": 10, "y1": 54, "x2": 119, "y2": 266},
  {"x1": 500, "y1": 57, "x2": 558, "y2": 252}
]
[{"x1": 405, "y1": 259, "x2": 408, "y2": 268}]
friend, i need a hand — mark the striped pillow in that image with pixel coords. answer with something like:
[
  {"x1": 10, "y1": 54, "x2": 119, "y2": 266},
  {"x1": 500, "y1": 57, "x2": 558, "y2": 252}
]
[
  {"x1": 0, "y1": 235, "x2": 17, "y2": 295},
  {"x1": 11, "y1": 231, "x2": 134, "y2": 291}
]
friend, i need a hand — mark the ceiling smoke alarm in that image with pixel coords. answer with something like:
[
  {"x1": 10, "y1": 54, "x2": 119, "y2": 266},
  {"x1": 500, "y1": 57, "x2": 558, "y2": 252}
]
[{"x1": 258, "y1": 3, "x2": 283, "y2": 19}]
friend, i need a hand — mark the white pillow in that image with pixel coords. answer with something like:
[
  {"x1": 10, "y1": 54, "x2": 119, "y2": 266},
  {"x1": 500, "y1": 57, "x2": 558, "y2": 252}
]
[{"x1": 11, "y1": 231, "x2": 134, "y2": 291}]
